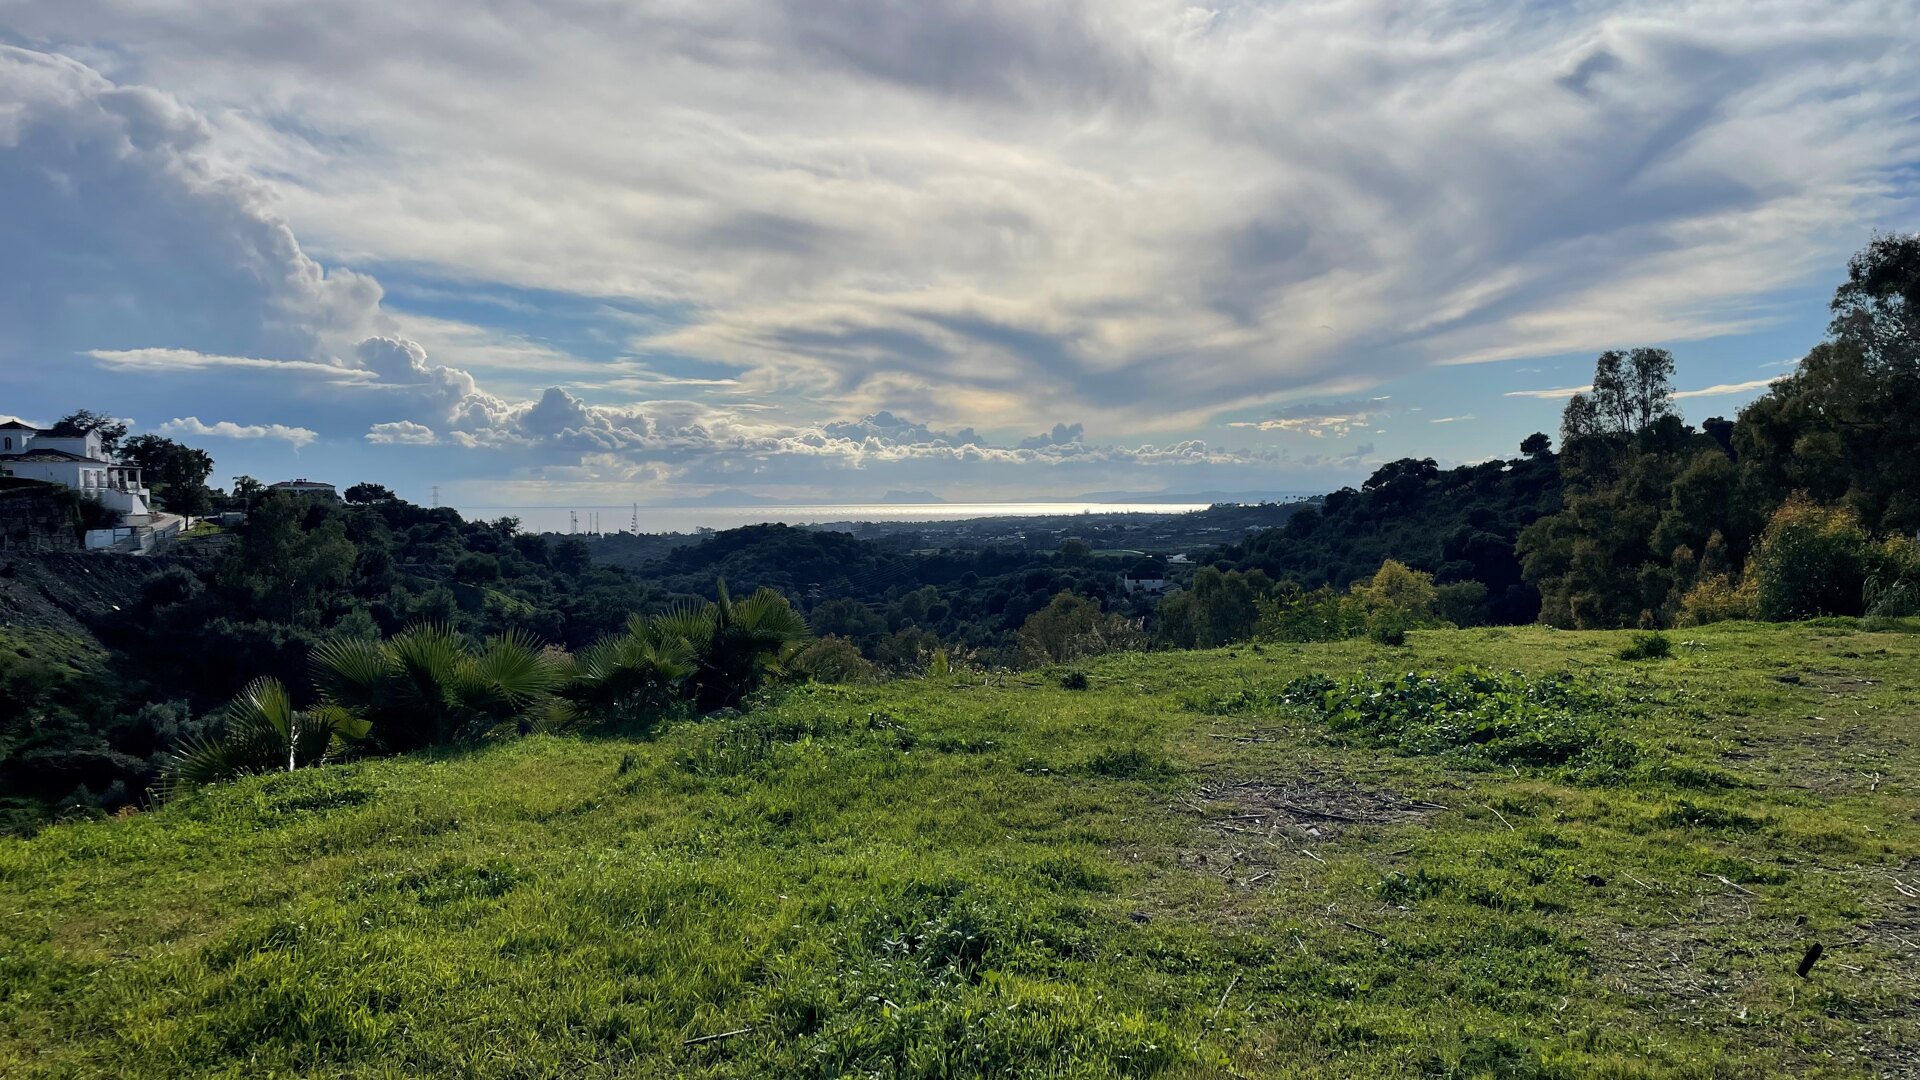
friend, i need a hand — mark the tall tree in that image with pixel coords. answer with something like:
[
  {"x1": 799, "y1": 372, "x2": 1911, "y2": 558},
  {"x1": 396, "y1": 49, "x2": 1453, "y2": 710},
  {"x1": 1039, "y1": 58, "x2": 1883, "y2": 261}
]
[
  {"x1": 1590, "y1": 350, "x2": 1633, "y2": 434},
  {"x1": 120, "y1": 434, "x2": 215, "y2": 516},
  {"x1": 1627, "y1": 347, "x2": 1676, "y2": 431},
  {"x1": 54, "y1": 411, "x2": 128, "y2": 457}
]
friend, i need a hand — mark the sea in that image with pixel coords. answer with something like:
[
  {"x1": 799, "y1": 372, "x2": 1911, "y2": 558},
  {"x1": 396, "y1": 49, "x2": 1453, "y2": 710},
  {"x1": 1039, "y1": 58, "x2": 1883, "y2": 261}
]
[{"x1": 458, "y1": 502, "x2": 1215, "y2": 535}]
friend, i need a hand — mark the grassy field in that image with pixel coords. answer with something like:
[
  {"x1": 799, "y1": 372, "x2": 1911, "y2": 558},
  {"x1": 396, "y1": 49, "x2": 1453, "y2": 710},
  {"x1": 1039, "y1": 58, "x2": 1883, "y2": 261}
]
[{"x1": 3, "y1": 622, "x2": 1917, "y2": 1078}]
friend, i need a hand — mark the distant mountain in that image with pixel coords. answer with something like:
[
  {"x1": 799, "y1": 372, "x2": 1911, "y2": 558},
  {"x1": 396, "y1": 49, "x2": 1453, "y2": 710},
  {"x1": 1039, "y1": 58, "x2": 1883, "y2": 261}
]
[
  {"x1": 1065, "y1": 489, "x2": 1321, "y2": 505},
  {"x1": 880, "y1": 489, "x2": 945, "y2": 504}
]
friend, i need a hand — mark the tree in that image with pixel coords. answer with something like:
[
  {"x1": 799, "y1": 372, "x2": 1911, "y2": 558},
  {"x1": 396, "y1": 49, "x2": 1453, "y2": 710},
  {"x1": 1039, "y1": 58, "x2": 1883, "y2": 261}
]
[
  {"x1": 1735, "y1": 232, "x2": 1920, "y2": 533},
  {"x1": 218, "y1": 493, "x2": 356, "y2": 622},
  {"x1": 1626, "y1": 348, "x2": 1677, "y2": 431},
  {"x1": 1520, "y1": 432, "x2": 1552, "y2": 458},
  {"x1": 1155, "y1": 567, "x2": 1275, "y2": 648},
  {"x1": 344, "y1": 482, "x2": 397, "y2": 504},
  {"x1": 1348, "y1": 559, "x2": 1438, "y2": 625},
  {"x1": 1016, "y1": 592, "x2": 1142, "y2": 665},
  {"x1": 1590, "y1": 350, "x2": 1633, "y2": 434},
  {"x1": 120, "y1": 434, "x2": 215, "y2": 516},
  {"x1": 1561, "y1": 393, "x2": 1600, "y2": 443},
  {"x1": 230, "y1": 475, "x2": 264, "y2": 505},
  {"x1": 1746, "y1": 495, "x2": 1870, "y2": 620},
  {"x1": 54, "y1": 411, "x2": 129, "y2": 457}
]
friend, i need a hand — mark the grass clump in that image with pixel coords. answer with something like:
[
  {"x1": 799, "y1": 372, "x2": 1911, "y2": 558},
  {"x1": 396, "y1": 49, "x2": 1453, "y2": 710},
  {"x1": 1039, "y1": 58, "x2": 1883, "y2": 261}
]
[{"x1": 1617, "y1": 631, "x2": 1673, "y2": 661}]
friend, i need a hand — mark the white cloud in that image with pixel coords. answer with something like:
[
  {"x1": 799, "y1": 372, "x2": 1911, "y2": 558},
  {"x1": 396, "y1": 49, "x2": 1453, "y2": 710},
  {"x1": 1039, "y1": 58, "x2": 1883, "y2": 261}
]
[
  {"x1": 1429, "y1": 415, "x2": 1476, "y2": 424},
  {"x1": 1508, "y1": 374, "x2": 1785, "y2": 402},
  {"x1": 157, "y1": 416, "x2": 318, "y2": 447},
  {"x1": 365, "y1": 421, "x2": 437, "y2": 445},
  {"x1": 0, "y1": 8, "x2": 1912, "y2": 500},
  {"x1": 1672, "y1": 376, "x2": 1786, "y2": 398},
  {"x1": 88, "y1": 348, "x2": 375, "y2": 381},
  {"x1": 1504, "y1": 385, "x2": 1595, "y2": 400},
  {"x1": 5, "y1": 3, "x2": 1911, "y2": 439}
]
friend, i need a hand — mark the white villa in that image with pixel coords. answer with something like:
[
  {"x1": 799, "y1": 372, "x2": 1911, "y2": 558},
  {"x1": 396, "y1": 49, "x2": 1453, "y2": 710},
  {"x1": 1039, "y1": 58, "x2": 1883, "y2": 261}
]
[
  {"x1": 268, "y1": 478, "x2": 340, "y2": 501},
  {"x1": 0, "y1": 418, "x2": 153, "y2": 521}
]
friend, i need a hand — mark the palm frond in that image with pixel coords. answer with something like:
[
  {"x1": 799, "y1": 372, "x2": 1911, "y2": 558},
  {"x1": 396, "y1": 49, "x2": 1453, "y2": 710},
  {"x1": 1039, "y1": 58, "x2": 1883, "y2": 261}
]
[
  {"x1": 310, "y1": 636, "x2": 391, "y2": 713},
  {"x1": 467, "y1": 630, "x2": 566, "y2": 708}
]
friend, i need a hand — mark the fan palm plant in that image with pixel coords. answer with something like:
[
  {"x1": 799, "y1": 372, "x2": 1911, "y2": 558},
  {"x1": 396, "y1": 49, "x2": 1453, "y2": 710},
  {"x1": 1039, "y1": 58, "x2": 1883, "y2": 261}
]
[
  {"x1": 653, "y1": 579, "x2": 811, "y2": 711},
  {"x1": 160, "y1": 676, "x2": 370, "y2": 798},
  {"x1": 310, "y1": 624, "x2": 572, "y2": 752},
  {"x1": 570, "y1": 614, "x2": 698, "y2": 725}
]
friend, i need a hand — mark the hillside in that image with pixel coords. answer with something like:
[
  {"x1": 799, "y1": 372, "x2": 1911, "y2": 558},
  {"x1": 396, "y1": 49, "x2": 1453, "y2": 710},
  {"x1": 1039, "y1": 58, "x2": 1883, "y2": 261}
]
[{"x1": 3, "y1": 622, "x2": 1917, "y2": 1077}]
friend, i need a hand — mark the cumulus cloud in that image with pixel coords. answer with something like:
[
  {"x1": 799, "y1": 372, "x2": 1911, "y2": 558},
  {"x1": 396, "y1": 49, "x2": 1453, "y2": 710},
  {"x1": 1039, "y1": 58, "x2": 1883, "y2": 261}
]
[
  {"x1": 1017, "y1": 422, "x2": 1085, "y2": 449},
  {"x1": 0, "y1": 45, "x2": 383, "y2": 368},
  {"x1": 157, "y1": 416, "x2": 318, "y2": 447},
  {"x1": 365, "y1": 421, "x2": 437, "y2": 445}
]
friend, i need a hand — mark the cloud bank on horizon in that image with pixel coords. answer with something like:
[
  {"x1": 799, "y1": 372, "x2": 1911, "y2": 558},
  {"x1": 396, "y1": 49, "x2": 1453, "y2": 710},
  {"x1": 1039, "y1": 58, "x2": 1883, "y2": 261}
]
[{"x1": 1, "y1": 0, "x2": 1915, "y2": 505}]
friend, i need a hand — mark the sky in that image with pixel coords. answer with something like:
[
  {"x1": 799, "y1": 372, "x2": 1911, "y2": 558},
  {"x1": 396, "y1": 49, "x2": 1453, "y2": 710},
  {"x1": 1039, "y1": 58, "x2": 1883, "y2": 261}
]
[{"x1": 1, "y1": 0, "x2": 1916, "y2": 510}]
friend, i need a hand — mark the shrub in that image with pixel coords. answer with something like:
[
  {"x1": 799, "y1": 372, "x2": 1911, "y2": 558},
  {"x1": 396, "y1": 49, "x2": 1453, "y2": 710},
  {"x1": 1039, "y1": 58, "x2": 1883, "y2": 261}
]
[
  {"x1": 1617, "y1": 631, "x2": 1672, "y2": 661},
  {"x1": 1254, "y1": 585, "x2": 1366, "y2": 643},
  {"x1": 1748, "y1": 495, "x2": 1870, "y2": 620},
  {"x1": 1676, "y1": 573, "x2": 1757, "y2": 626},
  {"x1": 1058, "y1": 669, "x2": 1090, "y2": 690},
  {"x1": 1370, "y1": 622, "x2": 1408, "y2": 646},
  {"x1": 1016, "y1": 593, "x2": 1143, "y2": 666},
  {"x1": 790, "y1": 635, "x2": 879, "y2": 684}
]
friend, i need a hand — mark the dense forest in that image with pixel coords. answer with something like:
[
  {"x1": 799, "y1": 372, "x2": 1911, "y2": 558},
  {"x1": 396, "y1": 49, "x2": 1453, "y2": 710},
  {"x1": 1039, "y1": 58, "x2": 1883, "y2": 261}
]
[{"x1": 4, "y1": 233, "x2": 1917, "y2": 831}]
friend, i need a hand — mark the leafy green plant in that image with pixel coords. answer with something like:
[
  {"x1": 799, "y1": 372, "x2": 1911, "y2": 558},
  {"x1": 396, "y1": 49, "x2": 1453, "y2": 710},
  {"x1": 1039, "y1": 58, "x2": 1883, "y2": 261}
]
[
  {"x1": 310, "y1": 624, "x2": 572, "y2": 752},
  {"x1": 651, "y1": 579, "x2": 810, "y2": 711},
  {"x1": 570, "y1": 615, "x2": 698, "y2": 725},
  {"x1": 161, "y1": 676, "x2": 369, "y2": 797},
  {"x1": 1280, "y1": 667, "x2": 1639, "y2": 776}
]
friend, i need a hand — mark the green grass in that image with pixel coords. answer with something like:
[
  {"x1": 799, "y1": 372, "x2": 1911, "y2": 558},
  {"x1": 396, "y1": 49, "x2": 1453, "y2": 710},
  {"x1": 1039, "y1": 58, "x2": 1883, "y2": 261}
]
[{"x1": 4, "y1": 622, "x2": 1918, "y2": 1077}]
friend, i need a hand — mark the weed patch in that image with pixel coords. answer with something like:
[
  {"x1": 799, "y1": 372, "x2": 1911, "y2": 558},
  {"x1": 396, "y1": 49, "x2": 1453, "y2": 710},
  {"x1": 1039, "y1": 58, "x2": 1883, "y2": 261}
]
[{"x1": 1275, "y1": 668, "x2": 1644, "y2": 778}]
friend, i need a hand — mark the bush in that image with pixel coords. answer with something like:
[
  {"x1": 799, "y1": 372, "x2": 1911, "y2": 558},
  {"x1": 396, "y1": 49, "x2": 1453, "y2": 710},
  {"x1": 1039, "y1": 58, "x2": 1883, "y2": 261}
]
[
  {"x1": 1016, "y1": 593, "x2": 1143, "y2": 666},
  {"x1": 1748, "y1": 495, "x2": 1870, "y2": 620},
  {"x1": 1370, "y1": 622, "x2": 1408, "y2": 646},
  {"x1": 1676, "y1": 573, "x2": 1757, "y2": 626},
  {"x1": 1058, "y1": 669, "x2": 1090, "y2": 690},
  {"x1": 1255, "y1": 585, "x2": 1366, "y2": 643},
  {"x1": 1617, "y1": 631, "x2": 1672, "y2": 661},
  {"x1": 790, "y1": 635, "x2": 879, "y2": 684}
]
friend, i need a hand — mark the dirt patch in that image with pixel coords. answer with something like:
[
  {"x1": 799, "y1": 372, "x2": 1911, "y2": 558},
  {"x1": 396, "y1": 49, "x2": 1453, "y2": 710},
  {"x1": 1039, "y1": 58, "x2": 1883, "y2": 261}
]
[
  {"x1": 1169, "y1": 775, "x2": 1446, "y2": 889},
  {"x1": 1193, "y1": 778, "x2": 1447, "y2": 840},
  {"x1": 1592, "y1": 864, "x2": 1920, "y2": 1078}
]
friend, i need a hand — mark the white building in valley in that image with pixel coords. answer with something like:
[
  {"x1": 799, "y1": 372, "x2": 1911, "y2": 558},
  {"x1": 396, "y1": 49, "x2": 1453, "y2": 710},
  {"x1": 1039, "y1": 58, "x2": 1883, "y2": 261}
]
[{"x1": 0, "y1": 419, "x2": 153, "y2": 521}]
